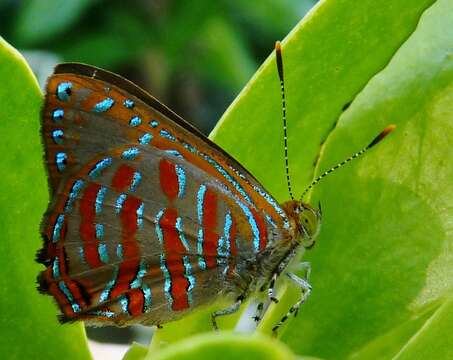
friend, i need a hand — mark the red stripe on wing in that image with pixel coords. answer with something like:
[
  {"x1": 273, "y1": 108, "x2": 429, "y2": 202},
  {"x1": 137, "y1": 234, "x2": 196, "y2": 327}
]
[
  {"x1": 79, "y1": 183, "x2": 102, "y2": 268},
  {"x1": 127, "y1": 289, "x2": 145, "y2": 316},
  {"x1": 203, "y1": 188, "x2": 219, "y2": 269},
  {"x1": 160, "y1": 208, "x2": 190, "y2": 311},
  {"x1": 110, "y1": 195, "x2": 142, "y2": 298},
  {"x1": 112, "y1": 164, "x2": 135, "y2": 192},
  {"x1": 159, "y1": 159, "x2": 178, "y2": 201},
  {"x1": 251, "y1": 208, "x2": 267, "y2": 251}
]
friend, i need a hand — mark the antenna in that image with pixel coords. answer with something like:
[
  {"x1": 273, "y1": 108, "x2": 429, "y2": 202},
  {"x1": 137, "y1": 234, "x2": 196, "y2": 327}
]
[
  {"x1": 275, "y1": 41, "x2": 294, "y2": 200},
  {"x1": 301, "y1": 124, "x2": 396, "y2": 199}
]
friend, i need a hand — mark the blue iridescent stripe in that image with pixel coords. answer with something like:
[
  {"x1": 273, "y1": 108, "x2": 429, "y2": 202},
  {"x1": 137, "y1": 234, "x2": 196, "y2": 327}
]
[
  {"x1": 130, "y1": 260, "x2": 147, "y2": 289},
  {"x1": 136, "y1": 202, "x2": 144, "y2": 228},
  {"x1": 95, "y1": 223, "x2": 104, "y2": 240},
  {"x1": 165, "y1": 150, "x2": 183, "y2": 158},
  {"x1": 52, "y1": 214, "x2": 65, "y2": 242},
  {"x1": 139, "y1": 133, "x2": 152, "y2": 145},
  {"x1": 196, "y1": 184, "x2": 207, "y2": 270},
  {"x1": 182, "y1": 255, "x2": 196, "y2": 305},
  {"x1": 116, "y1": 244, "x2": 123, "y2": 260},
  {"x1": 175, "y1": 165, "x2": 186, "y2": 198},
  {"x1": 159, "y1": 254, "x2": 173, "y2": 309},
  {"x1": 58, "y1": 281, "x2": 81, "y2": 313},
  {"x1": 89, "y1": 310, "x2": 116, "y2": 318},
  {"x1": 175, "y1": 217, "x2": 190, "y2": 252},
  {"x1": 93, "y1": 97, "x2": 114, "y2": 112},
  {"x1": 160, "y1": 129, "x2": 176, "y2": 141},
  {"x1": 115, "y1": 193, "x2": 127, "y2": 214},
  {"x1": 56, "y1": 82, "x2": 72, "y2": 101},
  {"x1": 252, "y1": 185, "x2": 290, "y2": 230},
  {"x1": 52, "y1": 257, "x2": 60, "y2": 279},
  {"x1": 129, "y1": 116, "x2": 141, "y2": 127},
  {"x1": 52, "y1": 129, "x2": 64, "y2": 145},
  {"x1": 56, "y1": 152, "x2": 67, "y2": 172},
  {"x1": 52, "y1": 109, "x2": 64, "y2": 122},
  {"x1": 99, "y1": 266, "x2": 119, "y2": 303},
  {"x1": 121, "y1": 147, "x2": 140, "y2": 160},
  {"x1": 95, "y1": 186, "x2": 107, "y2": 215},
  {"x1": 120, "y1": 295, "x2": 129, "y2": 314},
  {"x1": 218, "y1": 212, "x2": 232, "y2": 261},
  {"x1": 98, "y1": 243, "x2": 109, "y2": 263},
  {"x1": 235, "y1": 199, "x2": 260, "y2": 253},
  {"x1": 123, "y1": 99, "x2": 134, "y2": 108},
  {"x1": 65, "y1": 179, "x2": 84, "y2": 212},
  {"x1": 142, "y1": 284, "x2": 152, "y2": 312},
  {"x1": 129, "y1": 171, "x2": 142, "y2": 192},
  {"x1": 89, "y1": 157, "x2": 112, "y2": 178},
  {"x1": 155, "y1": 209, "x2": 165, "y2": 245}
]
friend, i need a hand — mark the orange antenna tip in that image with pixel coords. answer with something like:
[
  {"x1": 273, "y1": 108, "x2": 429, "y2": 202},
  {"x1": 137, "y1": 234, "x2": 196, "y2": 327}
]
[
  {"x1": 275, "y1": 41, "x2": 282, "y2": 52},
  {"x1": 368, "y1": 124, "x2": 396, "y2": 148}
]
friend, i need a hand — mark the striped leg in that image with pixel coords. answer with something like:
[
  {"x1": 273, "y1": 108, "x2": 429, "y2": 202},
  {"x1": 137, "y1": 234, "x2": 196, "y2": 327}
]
[
  {"x1": 272, "y1": 263, "x2": 312, "y2": 334},
  {"x1": 212, "y1": 295, "x2": 244, "y2": 331},
  {"x1": 253, "y1": 272, "x2": 279, "y2": 323}
]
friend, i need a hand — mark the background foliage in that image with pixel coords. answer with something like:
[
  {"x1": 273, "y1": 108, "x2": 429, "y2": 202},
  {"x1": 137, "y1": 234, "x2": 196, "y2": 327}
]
[{"x1": 1, "y1": 0, "x2": 452, "y2": 359}]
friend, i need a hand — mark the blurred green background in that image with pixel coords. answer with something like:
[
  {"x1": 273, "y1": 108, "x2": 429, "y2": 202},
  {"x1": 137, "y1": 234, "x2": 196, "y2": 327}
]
[
  {"x1": 0, "y1": 0, "x2": 316, "y2": 134},
  {"x1": 0, "y1": 0, "x2": 316, "y2": 356}
]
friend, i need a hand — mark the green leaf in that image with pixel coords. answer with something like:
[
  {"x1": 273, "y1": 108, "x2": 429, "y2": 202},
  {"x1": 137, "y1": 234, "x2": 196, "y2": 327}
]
[
  {"x1": 123, "y1": 342, "x2": 148, "y2": 360},
  {"x1": 148, "y1": 333, "x2": 296, "y2": 360},
  {"x1": 13, "y1": 0, "x2": 97, "y2": 46},
  {"x1": 0, "y1": 37, "x2": 92, "y2": 359}
]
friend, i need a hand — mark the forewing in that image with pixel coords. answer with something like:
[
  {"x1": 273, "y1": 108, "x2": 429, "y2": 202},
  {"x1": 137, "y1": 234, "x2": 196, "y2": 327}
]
[{"x1": 38, "y1": 63, "x2": 292, "y2": 326}]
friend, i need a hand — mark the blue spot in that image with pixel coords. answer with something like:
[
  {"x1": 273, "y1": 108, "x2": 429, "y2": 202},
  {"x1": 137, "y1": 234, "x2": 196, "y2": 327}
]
[
  {"x1": 175, "y1": 165, "x2": 186, "y2": 198},
  {"x1": 95, "y1": 187, "x2": 107, "y2": 214},
  {"x1": 99, "y1": 266, "x2": 119, "y2": 302},
  {"x1": 95, "y1": 224, "x2": 105, "y2": 240},
  {"x1": 52, "y1": 257, "x2": 60, "y2": 279},
  {"x1": 165, "y1": 150, "x2": 183, "y2": 158},
  {"x1": 129, "y1": 116, "x2": 142, "y2": 127},
  {"x1": 93, "y1": 97, "x2": 114, "y2": 112},
  {"x1": 56, "y1": 82, "x2": 72, "y2": 101},
  {"x1": 160, "y1": 129, "x2": 176, "y2": 141},
  {"x1": 142, "y1": 284, "x2": 152, "y2": 312},
  {"x1": 176, "y1": 217, "x2": 190, "y2": 252},
  {"x1": 139, "y1": 133, "x2": 153, "y2": 145},
  {"x1": 56, "y1": 152, "x2": 67, "y2": 172},
  {"x1": 137, "y1": 202, "x2": 144, "y2": 228},
  {"x1": 89, "y1": 157, "x2": 112, "y2": 178},
  {"x1": 64, "y1": 179, "x2": 84, "y2": 212},
  {"x1": 159, "y1": 254, "x2": 173, "y2": 309},
  {"x1": 183, "y1": 255, "x2": 196, "y2": 305},
  {"x1": 120, "y1": 295, "x2": 130, "y2": 314},
  {"x1": 116, "y1": 244, "x2": 123, "y2": 260},
  {"x1": 58, "y1": 281, "x2": 81, "y2": 313},
  {"x1": 150, "y1": 120, "x2": 159, "y2": 128},
  {"x1": 52, "y1": 109, "x2": 64, "y2": 122},
  {"x1": 182, "y1": 142, "x2": 196, "y2": 153},
  {"x1": 123, "y1": 99, "x2": 135, "y2": 109},
  {"x1": 121, "y1": 147, "x2": 140, "y2": 160},
  {"x1": 130, "y1": 260, "x2": 147, "y2": 289},
  {"x1": 115, "y1": 194, "x2": 127, "y2": 214},
  {"x1": 52, "y1": 129, "x2": 64, "y2": 145},
  {"x1": 129, "y1": 171, "x2": 142, "y2": 192},
  {"x1": 98, "y1": 243, "x2": 109, "y2": 263},
  {"x1": 52, "y1": 214, "x2": 65, "y2": 242}
]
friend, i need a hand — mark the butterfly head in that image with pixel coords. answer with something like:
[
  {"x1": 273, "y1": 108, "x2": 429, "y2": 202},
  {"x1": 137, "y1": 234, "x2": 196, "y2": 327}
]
[{"x1": 296, "y1": 202, "x2": 322, "y2": 249}]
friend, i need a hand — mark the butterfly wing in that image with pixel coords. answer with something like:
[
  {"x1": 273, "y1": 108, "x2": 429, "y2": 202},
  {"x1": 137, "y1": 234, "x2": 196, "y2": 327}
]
[{"x1": 38, "y1": 63, "x2": 293, "y2": 326}]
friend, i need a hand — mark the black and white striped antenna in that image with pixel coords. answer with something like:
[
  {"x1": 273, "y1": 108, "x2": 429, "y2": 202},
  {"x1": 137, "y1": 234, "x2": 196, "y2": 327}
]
[
  {"x1": 275, "y1": 41, "x2": 294, "y2": 200},
  {"x1": 300, "y1": 124, "x2": 396, "y2": 199}
]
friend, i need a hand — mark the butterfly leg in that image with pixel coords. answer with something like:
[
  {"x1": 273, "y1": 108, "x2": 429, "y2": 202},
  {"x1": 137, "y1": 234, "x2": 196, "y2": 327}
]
[
  {"x1": 272, "y1": 263, "x2": 312, "y2": 335},
  {"x1": 211, "y1": 295, "x2": 244, "y2": 331}
]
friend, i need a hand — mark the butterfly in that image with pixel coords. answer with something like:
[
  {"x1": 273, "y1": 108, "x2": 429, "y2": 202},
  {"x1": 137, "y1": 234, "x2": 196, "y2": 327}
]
[{"x1": 37, "y1": 41, "x2": 395, "y2": 332}]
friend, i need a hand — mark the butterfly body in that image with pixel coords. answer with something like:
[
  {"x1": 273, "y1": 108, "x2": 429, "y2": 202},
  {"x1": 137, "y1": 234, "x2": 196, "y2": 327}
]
[{"x1": 37, "y1": 63, "x2": 321, "y2": 327}]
